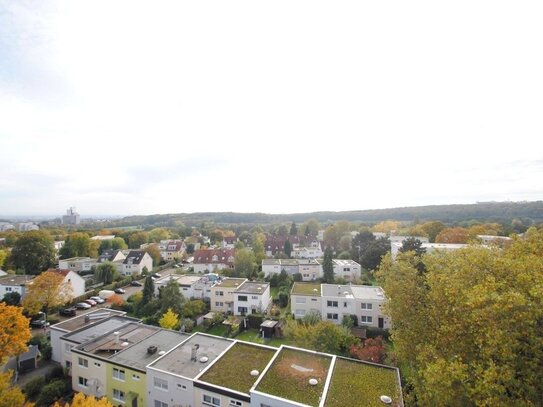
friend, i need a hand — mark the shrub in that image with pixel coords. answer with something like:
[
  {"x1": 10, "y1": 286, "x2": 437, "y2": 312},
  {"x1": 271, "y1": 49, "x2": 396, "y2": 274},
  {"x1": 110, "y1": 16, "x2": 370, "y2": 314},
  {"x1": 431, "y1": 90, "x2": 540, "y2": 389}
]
[
  {"x1": 278, "y1": 290, "x2": 289, "y2": 308},
  {"x1": 46, "y1": 365, "x2": 66, "y2": 381},
  {"x1": 35, "y1": 379, "x2": 67, "y2": 406},
  {"x1": 23, "y1": 376, "x2": 45, "y2": 400},
  {"x1": 30, "y1": 334, "x2": 52, "y2": 361},
  {"x1": 247, "y1": 313, "x2": 264, "y2": 329},
  {"x1": 365, "y1": 327, "x2": 390, "y2": 341}
]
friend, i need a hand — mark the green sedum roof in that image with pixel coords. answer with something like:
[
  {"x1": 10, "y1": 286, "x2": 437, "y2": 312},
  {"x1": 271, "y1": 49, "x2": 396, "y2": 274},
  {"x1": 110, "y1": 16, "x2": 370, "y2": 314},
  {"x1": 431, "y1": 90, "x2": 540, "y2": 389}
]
[{"x1": 291, "y1": 282, "x2": 321, "y2": 296}]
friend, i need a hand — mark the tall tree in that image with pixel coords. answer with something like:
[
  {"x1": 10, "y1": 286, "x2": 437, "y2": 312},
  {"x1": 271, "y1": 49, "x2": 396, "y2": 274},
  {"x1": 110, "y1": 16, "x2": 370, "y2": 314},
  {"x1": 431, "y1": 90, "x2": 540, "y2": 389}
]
[
  {"x1": 289, "y1": 222, "x2": 298, "y2": 236},
  {"x1": 99, "y1": 237, "x2": 127, "y2": 253},
  {"x1": 59, "y1": 232, "x2": 92, "y2": 258},
  {"x1": 300, "y1": 218, "x2": 320, "y2": 237},
  {"x1": 22, "y1": 271, "x2": 73, "y2": 317},
  {"x1": 148, "y1": 228, "x2": 171, "y2": 243},
  {"x1": 420, "y1": 221, "x2": 446, "y2": 243},
  {"x1": 399, "y1": 237, "x2": 426, "y2": 256},
  {"x1": 0, "y1": 371, "x2": 31, "y2": 407},
  {"x1": 158, "y1": 279, "x2": 185, "y2": 314},
  {"x1": 322, "y1": 247, "x2": 334, "y2": 283},
  {"x1": 10, "y1": 231, "x2": 55, "y2": 274},
  {"x1": 0, "y1": 303, "x2": 31, "y2": 362},
  {"x1": 128, "y1": 231, "x2": 149, "y2": 249},
  {"x1": 0, "y1": 249, "x2": 6, "y2": 269},
  {"x1": 142, "y1": 275, "x2": 155, "y2": 305},
  {"x1": 252, "y1": 234, "x2": 266, "y2": 265},
  {"x1": 234, "y1": 248, "x2": 256, "y2": 279},
  {"x1": 377, "y1": 237, "x2": 543, "y2": 406},
  {"x1": 144, "y1": 244, "x2": 161, "y2": 266},
  {"x1": 94, "y1": 262, "x2": 119, "y2": 284},
  {"x1": 284, "y1": 239, "x2": 292, "y2": 258},
  {"x1": 359, "y1": 237, "x2": 390, "y2": 271}
]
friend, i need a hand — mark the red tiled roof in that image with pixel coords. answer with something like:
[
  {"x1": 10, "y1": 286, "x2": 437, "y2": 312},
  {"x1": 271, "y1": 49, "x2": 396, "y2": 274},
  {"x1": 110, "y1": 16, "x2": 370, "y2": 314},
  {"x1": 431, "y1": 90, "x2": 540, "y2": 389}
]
[{"x1": 193, "y1": 249, "x2": 235, "y2": 265}]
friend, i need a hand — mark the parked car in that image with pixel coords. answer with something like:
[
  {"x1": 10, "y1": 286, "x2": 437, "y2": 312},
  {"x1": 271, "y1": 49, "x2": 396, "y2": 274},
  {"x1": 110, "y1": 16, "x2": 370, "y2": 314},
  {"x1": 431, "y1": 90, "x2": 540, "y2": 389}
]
[
  {"x1": 59, "y1": 307, "x2": 77, "y2": 317},
  {"x1": 89, "y1": 296, "x2": 105, "y2": 304},
  {"x1": 152, "y1": 273, "x2": 161, "y2": 279},
  {"x1": 114, "y1": 288, "x2": 126, "y2": 294},
  {"x1": 30, "y1": 319, "x2": 50, "y2": 328},
  {"x1": 84, "y1": 299, "x2": 97, "y2": 306},
  {"x1": 76, "y1": 302, "x2": 92, "y2": 309},
  {"x1": 130, "y1": 281, "x2": 143, "y2": 287}
]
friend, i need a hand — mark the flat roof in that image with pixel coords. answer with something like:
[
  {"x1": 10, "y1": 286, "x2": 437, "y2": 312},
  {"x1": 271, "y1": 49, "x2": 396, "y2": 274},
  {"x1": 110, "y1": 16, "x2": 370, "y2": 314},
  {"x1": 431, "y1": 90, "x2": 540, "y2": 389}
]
[
  {"x1": 198, "y1": 342, "x2": 276, "y2": 394},
  {"x1": 291, "y1": 282, "x2": 321, "y2": 296},
  {"x1": 63, "y1": 316, "x2": 137, "y2": 344},
  {"x1": 76, "y1": 322, "x2": 157, "y2": 355},
  {"x1": 0, "y1": 275, "x2": 34, "y2": 286},
  {"x1": 322, "y1": 284, "x2": 386, "y2": 300},
  {"x1": 262, "y1": 259, "x2": 281, "y2": 265},
  {"x1": 332, "y1": 259, "x2": 360, "y2": 266},
  {"x1": 110, "y1": 328, "x2": 189, "y2": 371},
  {"x1": 324, "y1": 358, "x2": 403, "y2": 407},
  {"x1": 214, "y1": 278, "x2": 247, "y2": 288},
  {"x1": 59, "y1": 257, "x2": 92, "y2": 261},
  {"x1": 236, "y1": 281, "x2": 269, "y2": 294},
  {"x1": 255, "y1": 347, "x2": 332, "y2": 406},
  {"x1": 149, "y1": 333, "x2": 233, "y2": 379},
  {"x1": 51, "y1": 309, "x2": 128, "y2": 333}
]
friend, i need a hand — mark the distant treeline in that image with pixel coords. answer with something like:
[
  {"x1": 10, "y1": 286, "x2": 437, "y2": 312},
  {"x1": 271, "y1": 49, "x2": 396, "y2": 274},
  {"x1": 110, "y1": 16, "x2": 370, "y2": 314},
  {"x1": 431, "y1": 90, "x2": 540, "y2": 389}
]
[{"x1": 103, "y1": 201, "x2": 543, "y2": 228}]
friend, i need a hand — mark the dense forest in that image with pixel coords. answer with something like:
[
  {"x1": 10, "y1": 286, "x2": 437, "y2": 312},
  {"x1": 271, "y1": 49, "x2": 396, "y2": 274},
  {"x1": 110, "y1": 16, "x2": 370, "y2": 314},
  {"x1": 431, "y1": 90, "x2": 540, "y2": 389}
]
[{"x1": 103, "y1": 201, "x2": 543, "y2": 228}]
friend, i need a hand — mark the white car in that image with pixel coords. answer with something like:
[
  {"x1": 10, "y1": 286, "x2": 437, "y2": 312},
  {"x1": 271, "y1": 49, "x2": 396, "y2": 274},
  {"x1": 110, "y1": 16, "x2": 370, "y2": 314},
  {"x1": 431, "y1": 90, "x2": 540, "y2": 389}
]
[
  {"x1": 89, "y1": 296, "x2": 105, "y2": 304},
  {"x1": 76, "y1": 302, "x2": 92, "y2": 309}
]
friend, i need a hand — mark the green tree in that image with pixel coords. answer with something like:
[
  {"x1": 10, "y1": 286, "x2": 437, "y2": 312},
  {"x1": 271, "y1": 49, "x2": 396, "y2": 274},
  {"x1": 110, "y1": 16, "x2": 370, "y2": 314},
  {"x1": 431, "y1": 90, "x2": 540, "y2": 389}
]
[
  {"x1": 10, "y1": 231, "x2": 55, "y2": 274},
  {"x1": 377, "y1": 236, "x2": 543, "y2": 406},
  {"x1": 148, "y1": 228, "x2": 171, "y2": 243},
  {"x1": 322, "y1": 247, "x2": 334, "y2": 283},
  {"x1": 128, "y1": 231, "x2": 149, "y2": 249},
  {"x1": 1, "y1": 292, "x2": 20, "y2": 306},
  {"x1": 252, "y1": 234, "x2": 266, "y2": 265},
  {"x1": 59, "y1": 232, "x2": 92, "y2": 258},
  {"x1": 234, "y1": 248, "x2": 256, "y2": 279},
  {"x1": 158, "y1": 279, "x2": 186, "y2": 314},
  {"x1": 181, "y1": 299, "x2": 206, "y2": 318},
  {"x1": 99, "y1": 237, "x2": 127, "y2": 253},
  {"x1": 301, "y1": 218, "x2": 320, "y2": 237},
  {"x1": 141, "y1": 275, "x2": 155, "y2": 305},
  {"x1": 0, "y1": 250, "x2": 6, "y2": 269},
  {"x1": 359, "y1": 237, "x2": 390, "y2": 271},
  {"x1": 144, "y1": 244, "x2": 161, "y2": 266},
  {"x1": 399, "y1": 237, "x2": 426, "y2": 256},
  {"x1": 420, "y1": 221, "x2": 447, "y2": 243},
  {"x1": 94, "y1": 262, "x2": 119, "y2": 284},
  {"x1": 284, "y1": 239, "x2": 292, "y2": 258},
  {"x1": 284, "y1": 318, "x2": 357, "y2": 355},
  {"x1": 289, "y1": 222, "x2": 297, "y2": 236}
]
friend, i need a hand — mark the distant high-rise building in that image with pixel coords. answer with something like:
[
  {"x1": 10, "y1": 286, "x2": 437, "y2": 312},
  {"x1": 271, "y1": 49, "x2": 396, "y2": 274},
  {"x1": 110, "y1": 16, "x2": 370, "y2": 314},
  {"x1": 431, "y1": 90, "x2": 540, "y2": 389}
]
[{"x1": 62, "y1": 207, "x2": 80, "y2": 225}]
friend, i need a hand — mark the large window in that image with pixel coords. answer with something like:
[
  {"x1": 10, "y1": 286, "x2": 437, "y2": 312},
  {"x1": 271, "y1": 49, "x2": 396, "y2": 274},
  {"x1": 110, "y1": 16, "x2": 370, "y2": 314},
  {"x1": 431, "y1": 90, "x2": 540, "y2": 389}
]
[
  {"x1": 154, "y1": 401, "x2": 168, "y2": 407},
  {"x1": 295, "y1": 297, "x2": 307, "y2": 304},
  {"x1": 154, "y1": 377, "x2": 168, "y2": 390},
  {"x1": 327, "y1": 300, "x2": 338, "y2": 308},
  {"x1": 327, "y1": 313, "x2": 338, "y2": 320},
  {"x1": 238, "y1": 295, "x2": 247, "y2": 302},
  {"x1": 360, "y1": 315, "x2": 373, "y2": 324},
  {"x1": 78, "y1": 377, "x2": 88, "y2": 387},
  {"x1": 78, "y1": 357, "x2": 88, "y2": 368},
  {"x1": 113, "y1": 389, "x2": 125, "y2": 402},
  {"x1": 113, "y1": 367, "x2": 125, "y2": 381},
  {"x1": 237, "y1": 307, "x2": 248, "y2": 314},
  {"x1": 361, "y1": 303, "x2": 373, "y2": 310},
  {"x1": 203, "y1": 394, "x2": 221, "y2": 406}
]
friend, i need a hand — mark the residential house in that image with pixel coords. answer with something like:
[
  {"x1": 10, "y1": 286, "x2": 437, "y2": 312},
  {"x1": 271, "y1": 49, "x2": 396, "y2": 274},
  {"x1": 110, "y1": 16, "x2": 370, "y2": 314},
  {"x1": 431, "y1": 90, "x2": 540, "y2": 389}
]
[
  {"x1": 49, "y1": 309, "x2": 130, "y2": 365},
  {"x1": 291, "y1": 282, "x2": 391, "y2": 329},
  {"x1": 210, "y1": 277, "x2": 247, "y2": 314},
  {"x1": 262, "y1": 259, "x2": 322, "y2": 281},
  {"x1": 154, "y1": 274, "x2": 216, "y2": 300},
  {"x1": 71, "y1": 322, "x2": 188, "y2": 405},
  {"x1": 58, "y1": 257, "x2": 97, "y2": 274},
  {"x1": 193, "y1": 248, "x2": 235, "y2": 273},
  {"x1": 233, "y1": 281, "x2": 271, "y2": 316},
  {"x1": 120, "y1": 251, "x2": 153, "y2": 276},
  {"x1": 45, "y1": 268, "x2": 86, "y2": 297},
  {"x1": 331, "y1": 259, "x2": 361, "y2": 281},
  {"x1": 97, "y1": 250, "x2": 126, "y2": 273},
  {"x1": 222, "y1": 236, "x2": 237, "y2": 249},
  {"x1": 159, "y1": 240, "x2": 185, "y2": 262},
  {"x1": 0, "y1": 274, "x2": 33, "y2": 300}
]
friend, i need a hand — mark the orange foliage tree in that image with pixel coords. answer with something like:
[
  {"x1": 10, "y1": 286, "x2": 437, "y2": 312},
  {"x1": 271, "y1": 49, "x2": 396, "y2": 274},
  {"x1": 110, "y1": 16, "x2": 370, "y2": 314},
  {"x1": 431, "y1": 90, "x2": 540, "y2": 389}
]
[
  {"x1": 435, "y1": 227, "x2": 470, "y2": 244},
  {"x1": 0, "y1": 302, "x2": 31, "y2": 362},
  {"x1": 53, "y1": 392, "x2": 113, "y2": 407},
  {"x1": 349, "y1": 336, "x2": 386, "y2": 364},
  {"x1": 22, "y1": 271, "x2": 73, "y2": 316}
]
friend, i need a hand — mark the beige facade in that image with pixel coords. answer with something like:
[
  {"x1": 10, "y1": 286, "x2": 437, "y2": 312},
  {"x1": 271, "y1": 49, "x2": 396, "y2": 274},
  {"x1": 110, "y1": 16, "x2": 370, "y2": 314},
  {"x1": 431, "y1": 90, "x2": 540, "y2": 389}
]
[{"x1": 210, "y1": 278, "x2": 247, "y2": 314}]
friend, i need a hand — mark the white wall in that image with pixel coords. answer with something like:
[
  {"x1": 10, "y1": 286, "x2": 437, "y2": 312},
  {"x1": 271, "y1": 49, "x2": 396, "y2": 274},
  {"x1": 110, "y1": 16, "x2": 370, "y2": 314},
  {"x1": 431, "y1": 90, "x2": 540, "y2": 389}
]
[{"x1": 146, "y1": 368, "x2": 195, "y2": 407}]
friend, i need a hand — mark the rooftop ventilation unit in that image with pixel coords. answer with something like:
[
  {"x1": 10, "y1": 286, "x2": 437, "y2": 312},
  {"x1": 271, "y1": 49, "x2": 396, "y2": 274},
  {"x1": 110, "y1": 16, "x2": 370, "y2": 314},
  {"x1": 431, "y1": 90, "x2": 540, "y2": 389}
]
[
  {"x1": 191, "y1": 344, "x2": 200, "y2": 362},
  {"x1": 147, "y1": 346, "x2": 158, "y2": 354}
]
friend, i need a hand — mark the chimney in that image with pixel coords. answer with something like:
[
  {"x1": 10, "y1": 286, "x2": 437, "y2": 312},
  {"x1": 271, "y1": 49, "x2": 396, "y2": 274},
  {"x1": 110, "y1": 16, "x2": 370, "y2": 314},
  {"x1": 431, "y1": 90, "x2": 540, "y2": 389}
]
[
  {"x1": 191, "y1": 344, "x2": 200, "y2": 362},
  {"x1": 113, "y1": 332, "x2": 120, "y2": 344}
]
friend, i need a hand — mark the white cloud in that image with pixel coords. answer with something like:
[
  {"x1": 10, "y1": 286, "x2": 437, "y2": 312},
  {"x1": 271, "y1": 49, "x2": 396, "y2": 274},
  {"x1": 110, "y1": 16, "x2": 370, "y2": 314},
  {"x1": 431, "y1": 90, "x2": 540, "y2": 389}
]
[{"x1": 0, "y1": 0, "x2": 542, "y2": 216}]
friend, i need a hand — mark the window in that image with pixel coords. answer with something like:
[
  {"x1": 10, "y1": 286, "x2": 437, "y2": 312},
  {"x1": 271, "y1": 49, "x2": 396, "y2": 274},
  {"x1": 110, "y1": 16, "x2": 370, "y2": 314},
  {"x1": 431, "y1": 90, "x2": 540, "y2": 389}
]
[
  {"x1": 343, "y1": 267, "x2": 350, "y2": 272},
  {"x1": 311, "y1": 298, "x2": 318, "y2": 302},
  {"x1": 230, "y1": 400, "x2": 242, "y2": 407},
  {"x1": 216, "y1": 291, "x2": 224, "y2": 296},
  {"x1": 154, "y1": 401, "x2": 168, "y2": 407},
  {"x1": 295, "y1": 297, "x2": 306, "y2": 304},
  {"x1": 94, "y1": 362, "x2": 101, "y2": 367},
  {"x1": 78, "y1": 357, "x2": 88, "y2": 368},
  {"x1": 113, "y1": 389, "x2": 125, "y2": 402},
  {"x1": 132, "y1": 374, "x2": 140, "y2": 380},
  {"x1": 5, "y1": 287, "x2": 11, "y2": 292},
  {"x1": 238, "y1": 295, "x2": 247, "y2": 302},
  {"x1": 177, "y1": 383, "x2": 187, "y2": 390},
  {"x1": 344, "y1": 302, "x2": 348, "y2": 308},
  {"x1": 203, "y1": 394, "x2": 221, "y2": 406},
  {"x1": 251, "y1": 295, "x2": 258, "y2": 300},
  {"x1": 113, "y1": 368, "x2": 125, "y2": 381},
  {"x1": 361, "y1": 303, "x2": 373, "y2": 310},
  {"x1": 360, "y1": 315, "x2": 373, "y2": 324},
  {"x1": 327, "y1": 300, "x2": 338, "y2": 307},
  {"x1": 215, "y1": 301, "x2": 224, "y2": 307},
  {"x1": 238, "y1": 306, "x2": 248, "y2": 314},
  {"x1": 78, "y1": 377, "x2": 88, "y2": 387},
  {"x1": 295, "y1": 309, "x2": 305, "y2": 316},
  {"x1": 154, "y1": 377, "x2": 168, "y2": 390},
  {"x1": 327, "y1": 313, "x2": 338, "y2": 320}
]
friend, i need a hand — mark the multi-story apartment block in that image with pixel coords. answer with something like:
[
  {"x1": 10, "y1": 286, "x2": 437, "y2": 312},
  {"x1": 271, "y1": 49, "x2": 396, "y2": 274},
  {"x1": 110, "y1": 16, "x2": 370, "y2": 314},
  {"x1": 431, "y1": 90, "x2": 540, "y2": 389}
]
[
  {"x1": 233, "y1": 281, "x2": 272, "y2": 316},
  {"x1": 154, "y1": 274, "x2": 216, "y2": 300},
  {"x1": 262, "y1": 259, "x2": 322, "y2": 281},
  {"x1": 291, "y1": 282, "x2": 391, "y2": 329}
]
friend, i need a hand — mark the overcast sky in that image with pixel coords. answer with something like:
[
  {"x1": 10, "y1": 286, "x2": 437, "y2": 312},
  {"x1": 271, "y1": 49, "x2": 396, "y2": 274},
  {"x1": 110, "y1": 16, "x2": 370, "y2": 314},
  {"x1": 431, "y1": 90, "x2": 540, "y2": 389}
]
[{"x1": 1, "y1": 1, "x2": 542, "y2": 217}]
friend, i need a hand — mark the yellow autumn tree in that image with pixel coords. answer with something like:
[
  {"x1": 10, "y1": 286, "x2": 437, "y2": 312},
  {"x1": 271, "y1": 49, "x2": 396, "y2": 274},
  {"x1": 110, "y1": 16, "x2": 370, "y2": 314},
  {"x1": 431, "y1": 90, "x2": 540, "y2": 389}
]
[
  {"x1": 53, "y1": 392, "x2": 113, "y2": 407},
  {"x1": 0, "y1": 370, "x2": 33, "y2": 407},
  {"x1": 0, "y1": 303, "x2": 31, "y2": 362},
  {"x1": 159, "y1": 308, "x2": 179, "y2": 330},
  {"x1": 372, "y1": 220, "x2": 400, "y2": 234},
  {"x1": 22, "y1": 271, "x2": 73, "y2": 316}
]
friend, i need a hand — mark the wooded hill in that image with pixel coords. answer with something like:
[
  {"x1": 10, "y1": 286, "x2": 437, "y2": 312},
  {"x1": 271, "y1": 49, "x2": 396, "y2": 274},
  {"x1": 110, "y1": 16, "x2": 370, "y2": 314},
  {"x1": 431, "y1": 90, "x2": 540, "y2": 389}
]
[{"x1": 109, "y1": 201, "x2": 543, "y2": 227}]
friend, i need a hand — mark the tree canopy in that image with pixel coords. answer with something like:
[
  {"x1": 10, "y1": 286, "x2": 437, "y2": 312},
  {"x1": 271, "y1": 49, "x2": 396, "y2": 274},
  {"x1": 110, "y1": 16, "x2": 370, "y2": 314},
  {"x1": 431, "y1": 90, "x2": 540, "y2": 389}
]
[
  {"x1": 0, "y1": 303, "x2": 31, "y2": 362},
  {"x1": 10, "y1": 231, "x2": 56, "y2": 274},
  {"x1": 322, "y1": 247, "x2": 334, "y2": 283},
  {"x1": 22, "y1": 271, "x2": 73, "y2": 316}
]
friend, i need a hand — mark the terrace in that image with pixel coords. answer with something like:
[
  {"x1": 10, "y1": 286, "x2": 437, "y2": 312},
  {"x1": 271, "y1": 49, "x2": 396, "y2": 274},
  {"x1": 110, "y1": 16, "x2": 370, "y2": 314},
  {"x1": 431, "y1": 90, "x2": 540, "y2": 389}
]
[
  {"x1": 199, "y1": 342, "x2": 276, "y2": 394},
  {"x1": 324, "y1": 358, "x2": 403, "y2": 407},
  {"x1": 255, "y1": 347, "x2": 332, "y2": 406},
  {"x1": 291, "y1": 282, "x2": 321, "y2": 296}
]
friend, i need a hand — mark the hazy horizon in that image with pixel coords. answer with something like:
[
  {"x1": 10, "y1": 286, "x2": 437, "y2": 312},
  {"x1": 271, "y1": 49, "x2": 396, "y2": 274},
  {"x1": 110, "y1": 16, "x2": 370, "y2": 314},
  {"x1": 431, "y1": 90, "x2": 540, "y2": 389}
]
[{"x1": 1, "y1": 1, "x2": 542, "y2": 216}]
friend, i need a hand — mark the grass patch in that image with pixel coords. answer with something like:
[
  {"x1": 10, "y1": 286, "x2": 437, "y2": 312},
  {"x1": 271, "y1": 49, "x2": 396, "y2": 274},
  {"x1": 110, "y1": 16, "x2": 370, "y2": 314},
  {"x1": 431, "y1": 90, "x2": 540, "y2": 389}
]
[
  {"x1": 235, "y1": 329, "x2": 288, "y2": 348},
  {"x1": 193, "y1": 324, "x2": 229, "y2": 337},
  {"x1": 270, "y1": 286, "x2": 279, "y2": 299},
  {"x1": 257, "y1": 348, "x2": 331, "y2": 406},
  {"x1": 325, "y1": 358, "x2": 402, "y2": 407},
  {"x1": 291, "y1": 282, "x2": 321, "y2": 296},
  {"x1": 199, "y1": 343, "x2": 276, "y2": 394}
]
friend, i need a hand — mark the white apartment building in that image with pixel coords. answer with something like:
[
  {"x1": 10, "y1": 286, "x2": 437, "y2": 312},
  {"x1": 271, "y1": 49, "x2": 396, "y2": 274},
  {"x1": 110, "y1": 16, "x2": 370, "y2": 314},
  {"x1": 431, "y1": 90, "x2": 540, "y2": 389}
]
[
  {"x1": 0, "y1": 275, "x2": 33, "y2": 300},
  {"x1": 210, "y1": 277, "x2": 248, "y2": 314},
  {"x1": 58, "y1": 257, "x2": 97, "y2": 273},
  {"x1": 261, "y1": 259, "x2": 322, "y2": 281},
  {"x1": 332, "y1": 259, "x2": 361, "y2": 281},
  {"x1": 233, "y1": 281, "x2": 271, "y2": 316},
  {"x1": 154, "y1": 274, "x2": 216, "y2": 300}
]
